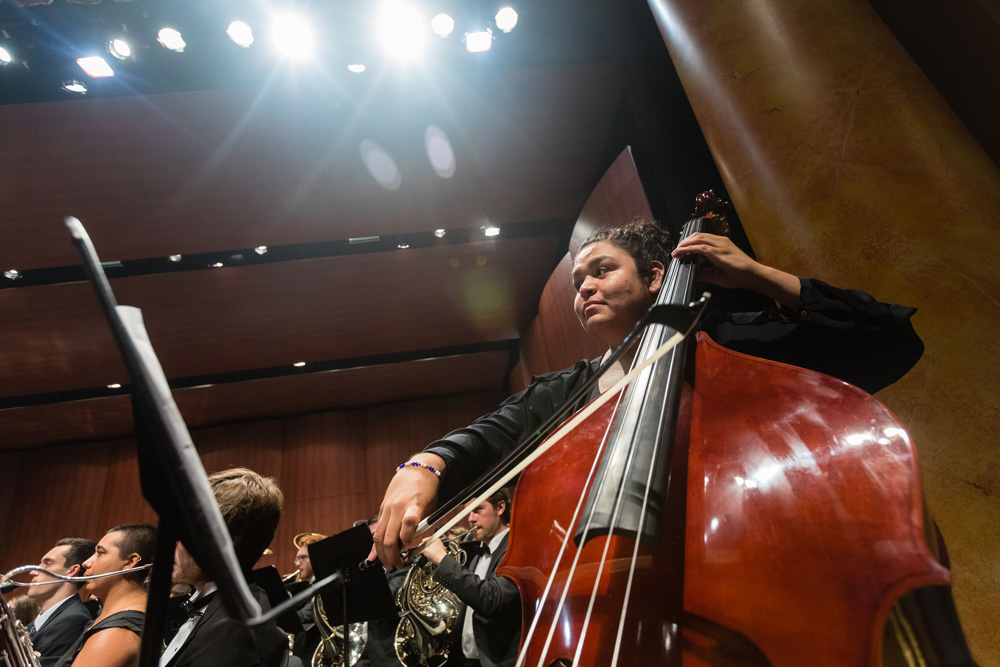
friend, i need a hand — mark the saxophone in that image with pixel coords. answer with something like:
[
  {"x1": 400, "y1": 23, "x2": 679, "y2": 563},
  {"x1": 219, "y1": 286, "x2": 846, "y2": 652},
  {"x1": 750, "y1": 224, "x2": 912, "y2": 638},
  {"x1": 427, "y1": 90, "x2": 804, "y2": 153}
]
[{"x1": 393, "y1": 529, "x2": 476, "y2": 667}]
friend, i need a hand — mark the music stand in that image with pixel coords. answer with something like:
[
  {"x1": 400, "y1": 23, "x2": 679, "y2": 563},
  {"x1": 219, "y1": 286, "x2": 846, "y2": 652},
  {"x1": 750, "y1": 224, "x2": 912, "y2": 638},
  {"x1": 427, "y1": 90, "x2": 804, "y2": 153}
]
[
  {"x1": 66, "y1": 218, "x2": 261, "y2": 666},
  {"x1": 309, "y1": 524, "x2": 396, "y2": 627}
]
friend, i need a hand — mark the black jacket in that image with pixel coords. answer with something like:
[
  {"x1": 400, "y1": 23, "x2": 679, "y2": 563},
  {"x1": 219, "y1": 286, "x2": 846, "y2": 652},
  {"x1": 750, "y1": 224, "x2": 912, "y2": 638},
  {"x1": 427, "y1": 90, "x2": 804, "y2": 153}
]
[
  {"x1": 165, "y1": 585, "x2": 288, "y2": 667},
  {"x1": 427, "y1": 277, "x2": 923, "y2": 502},
  {"x1": 433, "y1": 534, "x2": 520, "y2": 667},
  {"x1": 30, "y1": 596, "x2": 93, "y2": 667}
]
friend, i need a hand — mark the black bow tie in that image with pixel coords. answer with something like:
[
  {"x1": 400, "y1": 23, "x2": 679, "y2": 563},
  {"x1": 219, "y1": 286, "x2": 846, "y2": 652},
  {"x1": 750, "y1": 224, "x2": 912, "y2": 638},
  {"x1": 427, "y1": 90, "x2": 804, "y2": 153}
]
[
  {"x1": 180, "y1": 592, "x2": 214, "y2": 619},
  {"x1": 465, "y1": 542, "x2": 491, "y2": 558}
]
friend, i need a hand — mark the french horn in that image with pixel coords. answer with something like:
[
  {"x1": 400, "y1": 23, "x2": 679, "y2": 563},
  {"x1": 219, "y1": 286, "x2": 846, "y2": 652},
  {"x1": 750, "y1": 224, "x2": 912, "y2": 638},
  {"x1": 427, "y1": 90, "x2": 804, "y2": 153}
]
[
  {"x1": 310, "y1": 593, "x2": 366, "y2": 667},
  {"x1": 394, "y1": 528, "x2": 476, "y2": 667}
]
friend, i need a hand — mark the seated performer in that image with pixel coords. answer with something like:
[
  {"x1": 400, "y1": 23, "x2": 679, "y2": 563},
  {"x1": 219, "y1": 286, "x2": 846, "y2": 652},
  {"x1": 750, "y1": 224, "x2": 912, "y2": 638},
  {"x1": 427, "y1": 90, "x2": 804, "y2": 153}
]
[
  {"x1": 25, "y1": 537, "x2": 97, "y2": 667},
  {"x1": 10, "y1": 594, "x2": 39, "y2": 627},
  {"x1": 160, "y1": 467, "x2": 289, "y2": 667},
  {"x1": 53, "y1": 523, "x2": 156, "y2": 667},
  {"x1": 371, "y1": 221, "x2": 923, "y2": 569},
  {"x1": 421, "y1": 487, "x2": 520, "y2": 667}
]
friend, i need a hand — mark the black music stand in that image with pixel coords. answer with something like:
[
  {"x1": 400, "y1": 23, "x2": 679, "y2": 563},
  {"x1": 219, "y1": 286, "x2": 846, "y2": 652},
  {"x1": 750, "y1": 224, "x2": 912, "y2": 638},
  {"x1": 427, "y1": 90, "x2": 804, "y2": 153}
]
[
  {"x1": 309, "y1": 524, "x2": 397, "y2": 627},
  {"x1": 66, "y1": 218, "x2": 273, "y2": 666}
]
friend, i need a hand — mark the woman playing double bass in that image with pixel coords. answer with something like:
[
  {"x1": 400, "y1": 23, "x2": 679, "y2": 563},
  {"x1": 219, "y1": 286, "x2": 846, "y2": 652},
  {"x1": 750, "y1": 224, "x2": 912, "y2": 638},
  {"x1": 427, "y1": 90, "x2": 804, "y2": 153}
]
[{"x1": 371, "y1": 221, "x2": 923, "y2": 570}]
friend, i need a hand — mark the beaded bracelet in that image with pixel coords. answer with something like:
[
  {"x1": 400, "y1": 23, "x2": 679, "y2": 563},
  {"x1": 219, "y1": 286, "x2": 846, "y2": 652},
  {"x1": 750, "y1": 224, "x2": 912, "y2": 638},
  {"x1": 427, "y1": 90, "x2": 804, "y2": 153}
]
[{"x1": 396, "y1": 461, "x2": 442, "y2": 478}]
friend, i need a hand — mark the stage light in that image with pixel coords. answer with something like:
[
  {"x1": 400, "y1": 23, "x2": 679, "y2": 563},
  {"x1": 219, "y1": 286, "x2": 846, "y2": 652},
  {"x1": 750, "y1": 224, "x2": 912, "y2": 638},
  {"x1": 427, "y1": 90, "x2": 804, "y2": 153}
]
[
  {"x1": 271, "y1": 13, "x2": 315, "y2": 60},
  {"x1": 210, "y1": 262, "x2": 224, "y2": 268},
  {"x1": 168, "y1": 254, "x2": 182, "y2": 262},
  {"x1": 347, "y1": 63, "x2": 366, "y2": 73},
  {"x1": 108, "y1": 39, "x2": 131, "y2": 60},
  {"x1": 62, "y1": 80, "x2": 88, "y2": 94},
  {"x1": 465, "y1": 30, "x2": 492, "y2": 53},
  {"x1": 431, "y1": 13, "x2": 455, "y2": 38},
  {"x1": 3, "y1": 269, "x2": 21, "y2": 280},
  {"x1": 495, "y1": 7, "x2": 518, "y2": 33},
  {"x1": 227, "y1": 21, "x2": 254, "y2": 47},
  {"x1": 77, "y1": 56, "x2": 115, "y2": 78},
  {"x1": 157, "y1": 28, "x2": 187, "y2": 52},
  {"x1": 107, "y1": 383, "x2": 122, "y2": 389},
  {"x1": 293, "y1": 361, "x2": 306, "y2": 367},
  {"x1": 434, "y1": 229, "x2": 446, "y2": 238},
  {"x1": 254, "y1": 245, "x2": 268, "y2": 255},
  {"x1": 484, "y1": 225, "x2": 500, "y2": 237},
  {"x1": 0, "y1": 47, "x2": 11, "y2": 64},
  {"x1": 377, "y1": 2, "x2": 428, "y2": 61}
]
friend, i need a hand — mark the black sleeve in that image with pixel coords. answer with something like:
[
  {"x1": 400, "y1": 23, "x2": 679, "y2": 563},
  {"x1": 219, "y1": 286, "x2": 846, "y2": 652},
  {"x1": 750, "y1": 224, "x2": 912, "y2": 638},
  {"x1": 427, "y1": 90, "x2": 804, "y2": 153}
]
[
  {"x1": 432, "y1": 556, "x2": 520, "y2": 619},
  {"x1": 425, "y1": 360, "x2": 596, "y2": 502},
  {"x1": 703, "y1": 277, "x2": 923, "y2": 394}
]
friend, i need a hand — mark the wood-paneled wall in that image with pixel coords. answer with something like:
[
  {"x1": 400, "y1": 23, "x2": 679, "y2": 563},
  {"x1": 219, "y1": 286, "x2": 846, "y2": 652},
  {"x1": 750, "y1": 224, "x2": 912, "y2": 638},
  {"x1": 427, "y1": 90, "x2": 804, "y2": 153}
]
[{"x1": 0, "y1": 390, "x2": 504, "y2": 578}]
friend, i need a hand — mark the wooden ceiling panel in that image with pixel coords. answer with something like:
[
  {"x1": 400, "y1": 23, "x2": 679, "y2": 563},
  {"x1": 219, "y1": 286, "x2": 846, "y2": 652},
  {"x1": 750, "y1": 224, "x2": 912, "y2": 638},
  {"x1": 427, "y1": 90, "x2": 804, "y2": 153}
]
[
  {"x1": 1, "y1": 62, "x2": 622, "y2": 271},
  {"x1": 0, "y1": 235, "x2": 558, "y2": 398},
  {"x1": 0, "y1": 350, "x2": 510, "y2": 450}
]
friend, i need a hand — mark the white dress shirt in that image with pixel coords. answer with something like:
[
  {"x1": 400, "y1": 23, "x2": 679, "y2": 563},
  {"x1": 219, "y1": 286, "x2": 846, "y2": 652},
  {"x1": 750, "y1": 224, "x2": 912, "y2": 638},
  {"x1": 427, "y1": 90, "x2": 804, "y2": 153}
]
[
  {"x1": 159, "y1": 582, "x2": 217, "y2": 666},
  {"x1": 31, "y1": 594, "x2": 76, "y2": 633},
  {"x1": 461, "y1": 527, "x2": 510, "y2": 659}
]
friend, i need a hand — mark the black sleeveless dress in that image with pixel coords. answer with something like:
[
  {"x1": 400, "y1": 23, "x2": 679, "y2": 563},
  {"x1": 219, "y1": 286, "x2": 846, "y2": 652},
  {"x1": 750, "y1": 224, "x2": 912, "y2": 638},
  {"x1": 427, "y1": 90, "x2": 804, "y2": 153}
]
[{"x1": 52, "y1": 610, "x2": 145, "y2": 667}]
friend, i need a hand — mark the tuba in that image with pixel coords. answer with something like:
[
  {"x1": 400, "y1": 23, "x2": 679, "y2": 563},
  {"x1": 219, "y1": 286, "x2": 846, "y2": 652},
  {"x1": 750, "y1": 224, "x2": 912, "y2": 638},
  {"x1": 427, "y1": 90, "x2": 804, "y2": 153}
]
[{"x1": 393, "y1": 528, "x2": 475, "y2": 667}]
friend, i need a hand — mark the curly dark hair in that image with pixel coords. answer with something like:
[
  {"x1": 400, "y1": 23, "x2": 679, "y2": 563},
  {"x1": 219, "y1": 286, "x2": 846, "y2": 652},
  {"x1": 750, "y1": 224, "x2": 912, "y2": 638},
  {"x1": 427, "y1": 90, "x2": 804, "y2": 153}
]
[{"x1": 578, "y1": 220, "x2": 672, "y2": 282}]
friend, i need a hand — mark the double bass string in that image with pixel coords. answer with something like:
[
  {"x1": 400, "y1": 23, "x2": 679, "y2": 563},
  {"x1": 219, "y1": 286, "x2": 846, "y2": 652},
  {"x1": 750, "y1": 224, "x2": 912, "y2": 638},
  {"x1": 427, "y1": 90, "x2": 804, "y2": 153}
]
[
  {"x1": 527, "y1": 246, "x2": 705, "y2": 666},
  {"x1": 514, "y1": 387, "x2": 627, "y2": 667}
]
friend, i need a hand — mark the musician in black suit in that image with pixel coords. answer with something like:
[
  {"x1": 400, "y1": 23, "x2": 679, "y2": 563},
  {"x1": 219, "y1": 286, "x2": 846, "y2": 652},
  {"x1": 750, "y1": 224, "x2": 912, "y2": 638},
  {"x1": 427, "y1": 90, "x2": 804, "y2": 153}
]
[
  {"x1": 159, "y1": 467, "x2": 290, "y2": 667},
  {"x1": 422, "y1": 488, "x2": 520, "y2": 667},
  {"x1": 25, "y1": 537, "x2": 97, "y2": 667}
]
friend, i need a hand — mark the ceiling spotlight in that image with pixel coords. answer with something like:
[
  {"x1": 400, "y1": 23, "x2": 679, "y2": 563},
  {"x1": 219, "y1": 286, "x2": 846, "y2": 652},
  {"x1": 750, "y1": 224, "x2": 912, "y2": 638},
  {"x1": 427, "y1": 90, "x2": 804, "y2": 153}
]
[
  {"x1": 495, "y1": 7, "x2": 518, "y2": 33},
  {"x1": 293, "y1": 361, "x2": 306, "y2": 367},
  {"x1": 398, "y1": 243, "x2": 410, "y2": 249},
  {"x1": 0, "y1": 47, "x2": 12, "y2": 64},
  {"x1": 62, "y1": 80, "x2": 88, "y2": 94},
  {"x1": 431, "y1": 13, "x2": 455, "y2": 38},
  {"x1": 158, "y1": 28, "x2": 187, "y2": 52},
  {"x1": 107, "y1": 383, "x2": 122, "y2": 389},
  {"x1": 465, "y1": 30, "x2": 493, "y2": 53},
  {"x1": 77, "y1": 56, "x2": 115, "y2": 78},
  {"x1": 271, "y1": 13, "x2": 315, "y2": 60},
  {"x1": 108, "y1": 39, "x2": 132, "y2": 60},
  {"x1": 347, "y1": 63, "x2": 366, "y2": 73},
  {"x1": 4, "y1": 269, "x2": 21, "y2": 280},
  {"x1": 227, "y1": 20, "x2": 254, "y2": 47},
  {"x1": 484, "y1": 225, "x2": 501, "y2": 237},
  {"x1": 434, "y1": 229, "x2": 446, "y2": 238},
  {"x1": 168, "y1": 254, "x2": 182, "y2": 262},
  {"x1": 210, "y1": 262, "x2": 224, "y2": 268},
  {"x1": 377, "y1": 2, "x2": 428, "y2": 61},
  {"x1": 254, "y1": 245, "x2": 268, "y2": 255}
]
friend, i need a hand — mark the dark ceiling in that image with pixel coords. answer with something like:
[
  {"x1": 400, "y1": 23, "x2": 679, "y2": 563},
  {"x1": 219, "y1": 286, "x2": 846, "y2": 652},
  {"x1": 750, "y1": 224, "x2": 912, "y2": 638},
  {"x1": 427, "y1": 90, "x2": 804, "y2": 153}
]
[{"x1": 0, "y1": 0, "x2": 631, "y2": 449}]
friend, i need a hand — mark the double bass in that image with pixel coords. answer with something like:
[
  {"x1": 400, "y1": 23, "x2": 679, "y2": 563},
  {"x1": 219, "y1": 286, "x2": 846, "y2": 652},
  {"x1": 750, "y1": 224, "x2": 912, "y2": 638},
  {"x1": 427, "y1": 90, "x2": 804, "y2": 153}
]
[{"x1": 476, "y1": 201, "x2": 972, "y2": 665}]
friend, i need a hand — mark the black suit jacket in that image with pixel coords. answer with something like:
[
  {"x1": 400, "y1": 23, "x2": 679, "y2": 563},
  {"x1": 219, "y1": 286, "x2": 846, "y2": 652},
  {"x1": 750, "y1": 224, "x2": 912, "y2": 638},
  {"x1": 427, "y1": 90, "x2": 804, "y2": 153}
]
[
  {"x1": 166, "y1": 584, "x2": 289, "y2": 667},
  {"x1": 31, "y1": 595, "x2": 93, "y2": 667},
  {"x1": 433, "y1": 533, "x2": 521, "y2": 667}
]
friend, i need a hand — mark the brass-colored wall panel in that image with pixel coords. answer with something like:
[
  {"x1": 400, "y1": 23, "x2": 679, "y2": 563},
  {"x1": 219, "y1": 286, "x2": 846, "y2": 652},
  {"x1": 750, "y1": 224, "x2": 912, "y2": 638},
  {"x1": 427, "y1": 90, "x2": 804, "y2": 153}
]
[{"x1": 647, "y1": 0, "x2": 1000, "y2": 661}]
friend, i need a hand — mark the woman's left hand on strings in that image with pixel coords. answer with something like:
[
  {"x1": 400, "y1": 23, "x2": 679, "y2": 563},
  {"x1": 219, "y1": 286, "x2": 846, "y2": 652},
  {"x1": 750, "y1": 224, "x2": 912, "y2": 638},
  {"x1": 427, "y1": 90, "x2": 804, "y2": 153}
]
[{"x1": 672, "y1": 233, "x2": 800, "y2": 309}]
